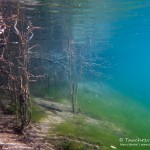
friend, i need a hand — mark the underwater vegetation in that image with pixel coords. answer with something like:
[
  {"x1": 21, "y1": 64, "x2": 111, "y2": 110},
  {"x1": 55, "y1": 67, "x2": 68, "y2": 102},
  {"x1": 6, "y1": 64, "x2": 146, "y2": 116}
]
[
  {"x1": 32, "y1": 81, "x2": 150, "y2": 150},
  {"x1": 0, "y1": 0, "x2": 150, "y2": 149}
]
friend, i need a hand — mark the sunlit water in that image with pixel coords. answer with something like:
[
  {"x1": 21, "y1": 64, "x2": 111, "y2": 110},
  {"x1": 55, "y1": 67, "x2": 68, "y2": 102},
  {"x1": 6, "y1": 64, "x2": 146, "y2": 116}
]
[
  {"x1": 23, "y1": 0, "x2": 150, "y2": 100},
  {"x1": 6, "y1": 0, "x2": 150, "y2": 149}
]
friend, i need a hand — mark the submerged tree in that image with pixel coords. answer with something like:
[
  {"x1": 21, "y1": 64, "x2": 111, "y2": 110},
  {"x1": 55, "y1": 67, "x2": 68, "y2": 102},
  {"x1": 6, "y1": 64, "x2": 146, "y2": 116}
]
[
  {"x1": 0, "y1": 1, "x2": 40, "y2": 131},
  {"x1": 66, "y1": 38, "x2": 109, "y2": 113},
  {"x1": 30, "y1": 0, "x2": 111, "y2": 113}
]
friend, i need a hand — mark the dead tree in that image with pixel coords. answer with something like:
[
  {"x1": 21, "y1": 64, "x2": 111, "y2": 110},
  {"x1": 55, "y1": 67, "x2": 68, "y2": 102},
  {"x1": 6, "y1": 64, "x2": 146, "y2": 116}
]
[
  {"x1": 37, "y1": 36, "x2": 109, "y2": 114},
  {"x1": 0, "y1": 1, "x2": 40, "y2": 131}
]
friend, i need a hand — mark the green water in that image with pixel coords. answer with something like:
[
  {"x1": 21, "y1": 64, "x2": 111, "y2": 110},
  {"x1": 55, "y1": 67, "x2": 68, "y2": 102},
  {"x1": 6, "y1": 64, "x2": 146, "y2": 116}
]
[
  {"x1": 76, "y1": 82, "x2": 150, "y2": 150},
  {"x1": 38, "y1": 81, "x2": 150, "y2": 150}
]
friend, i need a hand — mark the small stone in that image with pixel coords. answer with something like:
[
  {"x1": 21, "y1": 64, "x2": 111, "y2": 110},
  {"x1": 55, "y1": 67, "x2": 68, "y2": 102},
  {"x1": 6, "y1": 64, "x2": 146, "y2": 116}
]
[{"x1": 110, "y1": 145, "x2": 117, "y2": 149}]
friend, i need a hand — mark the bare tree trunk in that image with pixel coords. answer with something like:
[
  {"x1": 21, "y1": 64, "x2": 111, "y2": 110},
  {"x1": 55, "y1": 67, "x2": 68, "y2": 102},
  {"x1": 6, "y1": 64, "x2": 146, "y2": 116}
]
[{"x1": 68, "y1": 39, "x2": 78, "y2": 113}]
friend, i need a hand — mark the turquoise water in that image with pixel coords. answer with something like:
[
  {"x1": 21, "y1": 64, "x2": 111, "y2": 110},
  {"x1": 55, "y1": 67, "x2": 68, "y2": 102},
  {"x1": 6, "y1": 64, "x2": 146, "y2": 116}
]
[
  {"x1": 27, "y1": 0, "x2": 150, "y2": 102},
  {"x1": 6, "y1": 0, "x2": 150, "y2": 149}
]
